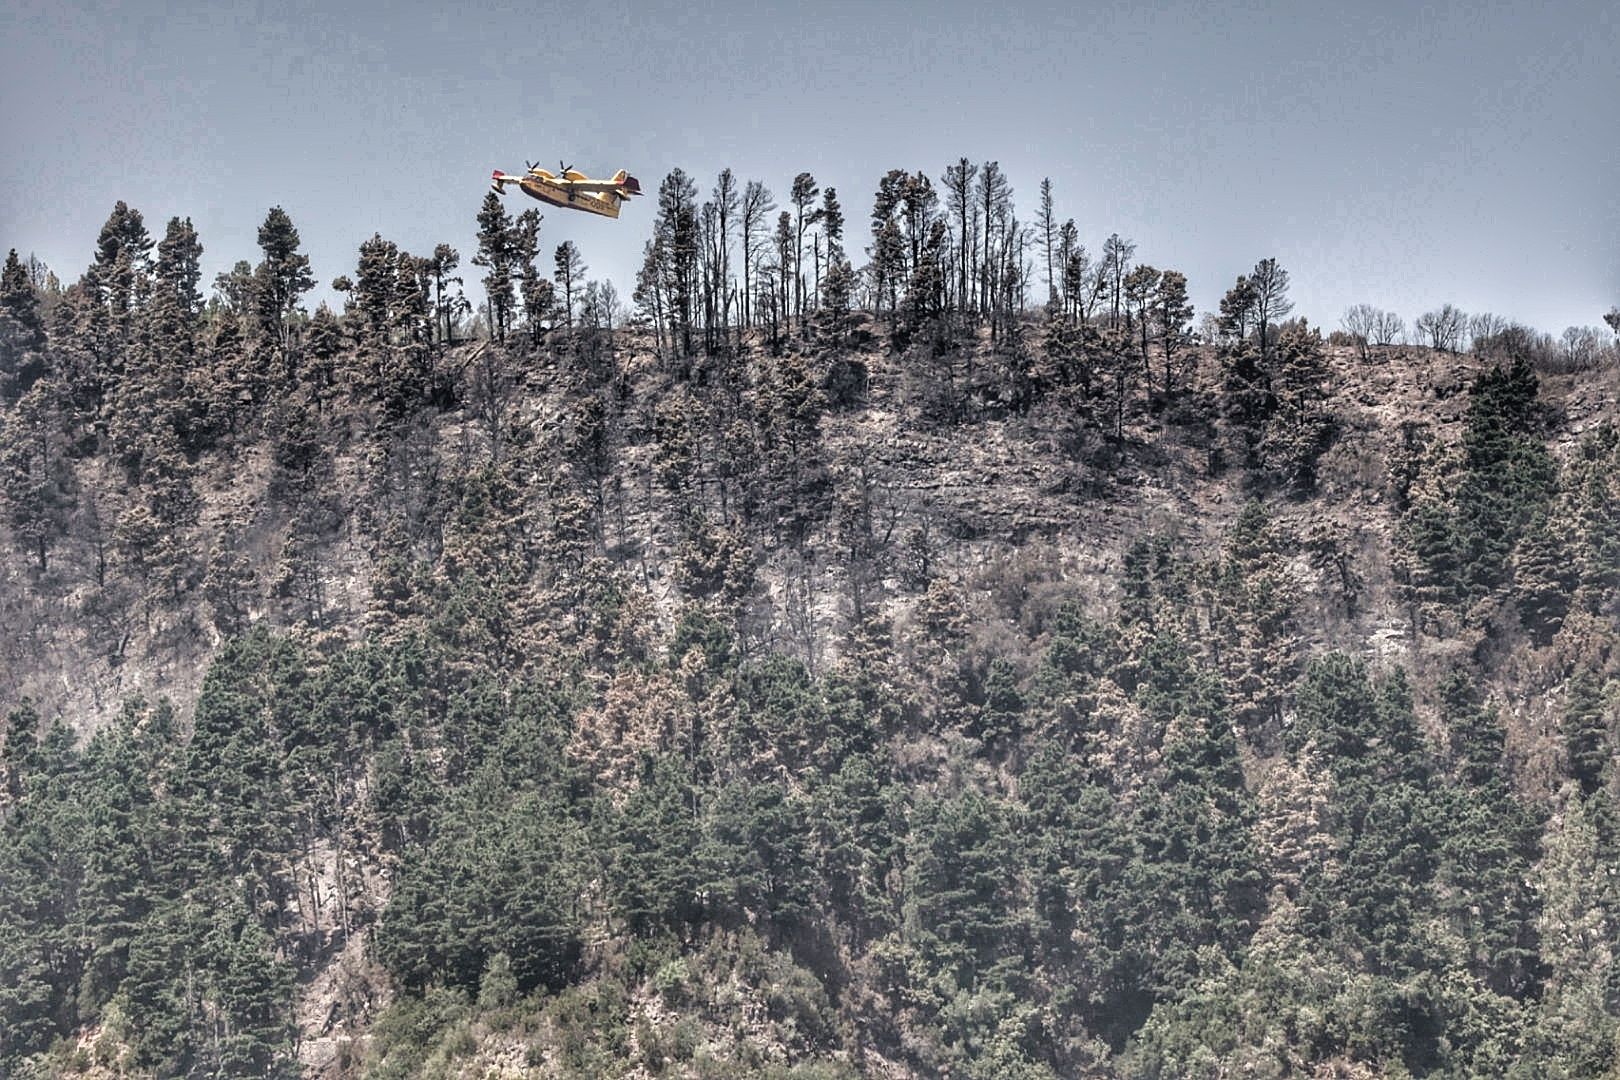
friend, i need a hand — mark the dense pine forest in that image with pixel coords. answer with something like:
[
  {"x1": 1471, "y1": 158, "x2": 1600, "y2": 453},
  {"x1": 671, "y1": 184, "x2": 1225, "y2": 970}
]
[{"x1": 2, "y1": 164, "x2": 1619, "y2": 1078}]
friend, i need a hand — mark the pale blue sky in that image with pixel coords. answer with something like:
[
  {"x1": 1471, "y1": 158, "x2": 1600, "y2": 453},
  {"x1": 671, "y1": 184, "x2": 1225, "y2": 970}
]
[{"x1": 3, "y1": 0, "x2": 1616, "y2": 334}]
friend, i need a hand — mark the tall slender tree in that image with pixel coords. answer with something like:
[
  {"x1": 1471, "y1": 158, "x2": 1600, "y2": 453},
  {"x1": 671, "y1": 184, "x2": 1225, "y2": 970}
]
[
  {"x1": 252, "y1": 207, "x2": 315, "y2": 354},
  {"x1": 634, "y1": 236, "x2": 667, "y2": 352},
  {"x1": 656, "y1": 169, "x2": 700, "y2": 354},
  {"x1": 739, "y1": 180, "x2": 775, "y2": 330},
  {"x1": 773, "y1": 211, "x2": 793, "y2": 344},
  {"x1": 513, "y1": 211, "x2": 552, "y2": 337},
  {"x1": 1155, "y1": 270, "x2": 1194, "y2": 396},
  {"x1": 427, "y1": 244, "x2": 464, "y2": 345},
  {"x1": 1036, "y1": 177, "x2": 1058, "y2": 308},
  {"x1": 1249, "y1": 257, "x2": 1292, "y2": 361},
  {"x1": 869, "y1": 171, "x2": 908, "y2": 324},
  {"x1": 976, "y1": 162, "x2": 1011, "y2": 320},
  {"x1": 1100, "y1": 233, "x2": 1135, "y2": 327},
  {"x1": 0, "y1": 384, "x2": 69, "y2": 570},
  {"x1": 93, "y1": 201, "x2": 153, "y2": 341},
  {"x1": 0, "y1": 250, "x2": 47, "y2": 400},
  {"x1": 553, "y1": 241, "x2": 585, "y2": 328},
  {"x1": 473, "y1": 192, "x2": 516, "y2": 341},
  {"x1": 820, "y1": 187, "x2": 844, "y2": 259},
  {"x1": 942, "y1": 158, "x2": 977, "y2": 318},
  {"x1": 1218, "y1": 275, "x2": 1257, "y2": 343},
  {"x1": 153, "y1": 220, "x2": 203, "y2": 328},
  {"x1": 790, "y1": 172, "x2": 820, "y2": 331},
  {"x1": 352, "y1": 234, "x2": 399, "y2": 348},
  {"x1": 710, "y1": 169, "x2": 739, "y2": 333},
  {"x1": 1124, "y1": 263, "x2": 1162, "y2": 371}
]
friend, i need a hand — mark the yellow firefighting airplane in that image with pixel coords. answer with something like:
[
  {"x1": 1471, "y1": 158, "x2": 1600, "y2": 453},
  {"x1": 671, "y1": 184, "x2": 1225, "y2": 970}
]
[{"x1": 490, "y1": 161, "x2": 643, "y2": 219}]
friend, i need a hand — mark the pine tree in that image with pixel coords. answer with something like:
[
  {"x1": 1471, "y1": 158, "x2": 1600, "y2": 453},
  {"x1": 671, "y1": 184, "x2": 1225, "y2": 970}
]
[
  {"x1": 472, "y1": 191, "x2": 515, "y2": 341},
  {"x1": 1155, "y1": 270, "x2": 1194, "y2": 397},
  {"x1": 1289, "y1": 652, "x2": 1379, "y2": 774},
  {"x1": 1124, "y1": 263, "x2": 1161, "y2": 370},
  {"x1": 0, "y1": 709, "x2": 90, "y2": 1065},
  {"x1": 656, "y1": 169, "x2": 700, "y2": 354},
  {"x1": 352, "y1": 233, "x2": 399, "y2": 349},
  {"x1": 709, "y1": 168, "x2": 740, "y2": 333},
  {"x1": 1128, "y1": 696, "x2": 1264, "y2": 985},
  {"x1": 1100, "y1": 233, "x2": 1135, "y2": 327},
  {"x1": 152, "y1": 218, "x2": 203, "y2": 348},
  {"x1": 379, "y1": 786, "x2": 583, "y2": 994},
  {"x1": 903, "y1": 791, "x2": 1022, "y2": 990},
  {"x1": 1036, "y1": 177, "x2": 1057, "y2": 307},
  {"x1": 1433, "y1": 672, "x2": 1543, "y2": 994},
  {"x1": 634, "y1": 235, "x2": 667, "y2": 351},
  {"x1": 427, "y1": 242, "x2": 464, "y2": 345},
  {"x1": 772, "y1": 211, "x2": 793, "y2": 346},
  {"x1": 208, "y1": 911, "x2": 297, "y2": 1077},
  {"x1": 1290, "y1": 659, "x2": 1444, "y2": 976},
  {"x1": 512, "y1": 209, "x2": 553, "y2": 337},
  {"x1": 382, "y1": 249, "x2": 433, "y2": 414},
  {"x1": 789, "y1": 172, "x2": 820, "y2": 329},
  {"x1": 1396, "y1": 356, "x2": 1556, "y2": 624},
  {"x1": 1529, "y1": 787, "x2": 1620, "y2": 1076},
  {"x1": 1255, "y1": 747, "x2": 1338, "y2": 899},
  {"x1": 1563, "y1": 671, "x2": 1613, "y2": 795},
  {"x1": 906, "y1": 219, "x2": 948, "y2": 344},
  {"x1": 304, "y1": 302, "x2": 342, "y2": 401},
  {"x1": 703, "y1": 778, "x2": 816, "y2": 928},
  {"x1": 1217, "y1": 275, "x2": 1256, "y2": 343},
  {"x1": 812, "y1": 749, "x2": 900, "y2": 944},
  {"x1": 400, "y1": 251, "x2": 434, "y2": 347},
  {"x1": 820, "y1": 254, "x2": 856, "y2": 346},
  {"x1": 1514, "y1": 511, "x2": 1579, "y2": 643},
  {"x1": 1260, "y1": 320, "x2": 1335, "y2": 493},
  {"x1": 553, "y1": 240, "x2": 585, "y2": 327},
  {"x1": 125, "y1": 218, "x2": 205, "y2": 450},
  {"x1": 92, "y1": 201, "x2": 154, "y2": 346},
  {"x1": 0, "y1": 249, "x2": 47, "y2": 400},
  {"x1": 1058, "y1": 221, "x2": 1095, "y2": 322},
  {"x1": 900, "y1": 172, "x2": 937, "y2": 279},
  {"x1": 1566, "y1": 427, "x2": 1620, "y2": 614},
  {"x1": 0, "y1": 383, "x2": 70, "y2": 571},
  {"x1": 739, "y1": 179, "x2": 775, "y2": 329},
  {"x1": 73, "y1": 705, "x2": 158, "y2": 1005},
  {"x1": 977, "y1": 162, "x2": 1012, "y2": 320},
  {"x1": 607, "y1": 756, "x2": 707, "y2": 934},
  {"x1": 1249, "y1": 257, "x2": 1292, "y2": 361},
  {"x1": 869, "y1": 171, "x2": 908, "y2": 327},
  {"x1": 252, "y1": 206, "x2": 315, "y2": 354},
  {"x1": 942, "y1": 157, "x2": 978, "y2": 319}
]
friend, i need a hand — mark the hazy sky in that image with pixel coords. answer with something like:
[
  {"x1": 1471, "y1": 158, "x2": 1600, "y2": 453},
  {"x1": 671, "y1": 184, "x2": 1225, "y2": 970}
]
[{"x1": 3, "y1": 0, "x2": 1616, "y2": 334}]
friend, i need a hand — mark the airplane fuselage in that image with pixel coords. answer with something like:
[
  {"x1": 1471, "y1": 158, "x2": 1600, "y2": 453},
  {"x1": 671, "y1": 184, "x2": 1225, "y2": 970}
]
[{"x1": 514, "y1": 177, "x2": 624, "y2": 219}]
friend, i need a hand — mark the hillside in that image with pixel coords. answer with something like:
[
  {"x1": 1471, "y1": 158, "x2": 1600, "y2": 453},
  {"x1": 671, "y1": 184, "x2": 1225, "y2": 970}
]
[
  {"x1": 9, "y1": 316, "x2": 1614, "y2": 744},
  {"x1": 1, "y1": 201, "x2": 1619, "y2": 1079}
]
